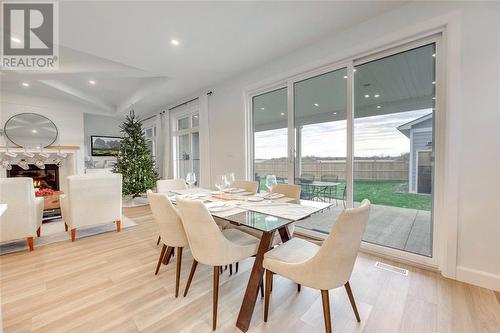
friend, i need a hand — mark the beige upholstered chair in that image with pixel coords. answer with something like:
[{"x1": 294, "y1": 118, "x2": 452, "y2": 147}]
[
  {"x1": 147, "y1": 190, "x2": 188, "y2": 297},
  {"x1": 176, "y1": 198, "x2": 260, "y2": 330},
  {"x1": 156, "y1": 179, "x2": 187, "y2": 193},
  {"x1": 0, "y1": 178, "x2": 44, "y2": 251},
  {"x1": 263, "y1": 199, "x2": 371, "y2": 333},
  {"x1": 232, "y1": 180, "x2": 259, "y2": 194},
  {"x1": 273, "y1": 183, "x2": 301, "y2": 203},
  {"x1": 60, "y1": 174, "x2": 122, "y2": 241},
  {"x1": 154, "y1": 179, "x2": 187, "y2": 245}
]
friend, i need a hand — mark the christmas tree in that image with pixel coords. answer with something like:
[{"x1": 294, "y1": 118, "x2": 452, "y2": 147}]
[{"x1": 113, "y1": 110, "x2": 158, "y2": 197}]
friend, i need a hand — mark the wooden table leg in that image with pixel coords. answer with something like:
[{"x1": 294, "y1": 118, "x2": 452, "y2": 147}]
[
  {"x1": 278, "y1": 225, "x2": 291, "y2": 243},
  {"x1": 236, "y1": 230, "x2": 275, "y2": 332}
]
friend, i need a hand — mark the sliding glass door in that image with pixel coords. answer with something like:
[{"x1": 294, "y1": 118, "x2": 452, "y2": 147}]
[
  {"x1": 249, "y1": 37, "x2": 439, "y2": 260},
  {"x1": 252, "y1": 87, "x2": 289, "y2": 190},
  {"x1": 293, "y1": 68, "x2": 348, "y2": 232},
  {"x1": 354, "y1": 44, "x2": 435, "y2": 256}
]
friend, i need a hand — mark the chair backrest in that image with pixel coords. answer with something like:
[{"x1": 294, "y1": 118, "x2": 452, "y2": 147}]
[
  {"x1": 307, "y1": 199, "x2": 371, "y2": 290},
  {"x1": 156, "y1": 179, "x2": 187, "y2": 193},
  {"x1": 66, "y1": 174, "x2": 122, "y2": 228},
  {"x1": 232, "y1": 180, "x2": 258, "y2": 194},
  {"x1": 0, "y1": 177, "x2": 37, "y2": 241},
  {"x1": 147, "y1": 191, "x2": 188, "y2": 247},
  {"x1": 321, "y1": 174, "x2": 338, "y2": 182},
  {"x1": 176, "y1": 198, "x2": 233, "y2": 266},
  {"x1": 273, "y1": 184, "x2": 301, "y2": 203},
  {"x1": 299, "y1": 173, "x2": 315, "y2": 183}
]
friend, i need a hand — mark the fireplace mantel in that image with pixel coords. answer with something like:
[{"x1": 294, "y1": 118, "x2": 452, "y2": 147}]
[{"x1": 0, "y1": 145, "x2": 80, "y2": 152}]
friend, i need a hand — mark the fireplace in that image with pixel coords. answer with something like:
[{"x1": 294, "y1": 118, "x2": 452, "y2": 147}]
[{"x1": 7, "y1": 164, "x2": 60, "y2": 191}]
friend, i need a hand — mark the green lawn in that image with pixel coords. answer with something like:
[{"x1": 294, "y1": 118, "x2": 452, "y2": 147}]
[
  {"x1": 354, "y1": 180, "x2": 431, "y2": 211},
  {"x1": 257, "y1": 179, "x2": 431, "y2": 211}
]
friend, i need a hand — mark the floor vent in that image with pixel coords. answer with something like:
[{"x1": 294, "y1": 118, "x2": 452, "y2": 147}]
[{"x1": 375, "y1": 261, "x2": 409, "y2": 276}]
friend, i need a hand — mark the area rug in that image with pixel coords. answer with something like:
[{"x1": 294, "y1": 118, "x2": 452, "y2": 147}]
[{"x1": 0, "y1": 216, "x2": 136, "y2": 255}]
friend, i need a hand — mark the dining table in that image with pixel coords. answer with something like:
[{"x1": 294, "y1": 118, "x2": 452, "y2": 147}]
[{"x1": 167, "y1": 187, "x2": 331, "y2": 332}]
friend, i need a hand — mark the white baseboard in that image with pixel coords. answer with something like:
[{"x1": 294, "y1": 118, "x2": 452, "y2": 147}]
[{"x1": 456, "y1": 266, "x2": 500, "y2": 292}]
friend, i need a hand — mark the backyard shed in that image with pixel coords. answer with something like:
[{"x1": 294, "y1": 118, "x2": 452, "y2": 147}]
[{"x1": 397, "y1": 113, "x2": 433, "y2": 194}]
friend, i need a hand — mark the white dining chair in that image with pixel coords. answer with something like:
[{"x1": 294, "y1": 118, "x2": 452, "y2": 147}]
[
  {"x1": 154, "y1": 179, "x2": 187, "y2": 245},
  {"x1": 156, "y1": 179, "x2": 187, "y2": 193},
  {"x1": 232, "y1": 180, "x2": 259, "y2": 194},
  {"x1": 147, "y1": 190, "x2": 188, "y2": 297},
  {"x1": 176, "y1": 198, "x2": 260, "y2": 331},
  {"x1": 263, "y1": 199, "x2": 371, "y2": 333}
]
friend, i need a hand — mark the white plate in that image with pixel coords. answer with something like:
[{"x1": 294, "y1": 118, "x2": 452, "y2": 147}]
[{"x1": 247, "y1": 196, "x2": 264, "y2": 202}]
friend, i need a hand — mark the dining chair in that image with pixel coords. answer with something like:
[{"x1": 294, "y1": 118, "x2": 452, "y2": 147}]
[
  {"x1": 231, "y1": 183, "x2": 302, "y2": 275},
  {"x1": 154, "y1": 179, "x2": 187, "y2": 245},
  {"x1": 147, "y1": 190, "x2": 188, "y2": 297},
  {"x1": 263, "y1": 199, "x2": 371, "y2": 333},
  {"x1": 176, "y1": 198, "x2": 260, "y2": 331},
  {"x1": 232, "y1": 180, "x2": 259, "y2": 194}
]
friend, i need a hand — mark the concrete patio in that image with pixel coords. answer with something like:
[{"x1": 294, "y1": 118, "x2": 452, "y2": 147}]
[{"x1": 296, "y1": 203, "x2": 432, "y2": 257}]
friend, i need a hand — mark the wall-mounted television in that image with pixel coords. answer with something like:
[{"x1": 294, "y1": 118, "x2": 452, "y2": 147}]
[{"x1": 90, "y1": 135, "x2": 122, "y2": 157}]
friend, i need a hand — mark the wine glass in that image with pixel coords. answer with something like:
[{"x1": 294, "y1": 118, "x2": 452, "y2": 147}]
[
  {"x1": 214, "y1": 174, "x2": 227, "y2": 194},
  {"x1": 226, "y1": 172, "x2": 235, "y2": 188},
  {"x1": 265, "y1": 175, "x2": 277, "y2": 195},
  {"x1": 186, "y1": 172, "x2": 196, "y2": 189}
]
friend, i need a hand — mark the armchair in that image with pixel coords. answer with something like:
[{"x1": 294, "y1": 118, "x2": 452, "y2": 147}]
[
  {"x1": 0, "y1": 178, "x2": 44, "y2": 251},
  {"x1": 60, "y1": 174, "x2": 122, "y2": 241}
]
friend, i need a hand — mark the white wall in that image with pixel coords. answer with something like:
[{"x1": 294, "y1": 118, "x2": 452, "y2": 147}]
[
  {"x1": 0, "y1": 93, "x2": 93, "y2": 174},
  {"x1": 169, "y1": 1, "x2": 500, "y2": 290},
  {"x1": 83, "y1": 113, "x2": 124, "y2": 167}
]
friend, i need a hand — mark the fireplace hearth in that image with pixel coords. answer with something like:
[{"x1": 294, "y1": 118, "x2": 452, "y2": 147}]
[{"x1": 7, "y1": 164, "x2": 60, "y2": 191}]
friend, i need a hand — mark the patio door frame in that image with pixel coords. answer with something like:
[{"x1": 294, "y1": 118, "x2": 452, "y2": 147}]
[{"x1": 246, "y1": 33, "x2": 445, "y2": 269}]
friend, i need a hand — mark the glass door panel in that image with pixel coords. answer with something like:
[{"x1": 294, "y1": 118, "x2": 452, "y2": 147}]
[
  {"x1": 354, "y1": 43, "x2": 435, "y2": 257},
  {"x1": 192, "y1": 132, "x2": 200, "y2": 185},
  {"x1": 177, "y1": 133, "x2": 190, "y2": 180},
  {"x1": 293, "y1": 68, "x2": 348, "y2": 233},
  {"x1": 252, "y1": 87, "x2": 288, "y2": 191}
]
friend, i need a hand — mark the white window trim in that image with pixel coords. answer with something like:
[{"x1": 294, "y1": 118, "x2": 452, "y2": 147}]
[
  {"x1": 244, "y1": 27, "x2": 457, "y2": 274},
  {"x1": 170, "y1": 103, "x2": 200, "y2": 180}
]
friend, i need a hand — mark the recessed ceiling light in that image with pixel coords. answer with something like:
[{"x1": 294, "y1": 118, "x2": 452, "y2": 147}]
[
  {"x1": 171, "y1": 39, "x2": 180, "y2": 46},
  {"x1": 364, "y1": 94, "x2": 370, "y2": 98},
  {"x1": 374, "y1": 94, "x2": 380, "y2": 98},
  {"x1": 432, "y1": 53, "x2": 436, "y2": 57},
  {"x1": 88, "y1": 80, "x2": 96, "y2": 85},
  {"x1": 21, "y1": 82, "x2": 30, "y2": 87},
  {"x1": 376, "y1": 105, "x2": 382, "y2": 109},
  {"x1": 260, "y1": 107, "x2": 265, "y2": 110},
  {"x1": 353, "y1": 68, "x2": 357, "y2": 72},
  {"x1": 343, "y1": 75, "x2": 348, "y2": 79},
  {"x1": 314, "y1": 103, "x2": 319, "y2": 107},
  {"x1": 432, "y1": 97, "x2": 436, "y2": 100},
  {"x1": 11, "y1": 37, "x2": 21, "y2": 44},
  {"x1": 280, "y1": 112, "x2": 285, "y2": 116},
  {"x1": 332, "y1": 112, "x2": 337, "y2": 115},
  {"x1": 32, "y1": 129, "x2": 37, "y2": 133},
  {"x1": 432, "y1": 81, "x2": 436, "y2": 85}
]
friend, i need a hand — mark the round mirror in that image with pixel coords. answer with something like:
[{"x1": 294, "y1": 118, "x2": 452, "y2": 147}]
[{"x1": 4, "y1": 113, "x2": 58, "y2": 148}]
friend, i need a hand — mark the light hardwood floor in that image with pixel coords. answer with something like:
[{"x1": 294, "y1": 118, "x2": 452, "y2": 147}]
[{"x1": 1, "y1": 205, "x2": 499, "y2": 332}]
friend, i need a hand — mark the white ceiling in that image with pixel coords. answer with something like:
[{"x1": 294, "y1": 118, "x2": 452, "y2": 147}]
[{"x1": 0, "y1": 1, "x2": 406, "y2": 116}]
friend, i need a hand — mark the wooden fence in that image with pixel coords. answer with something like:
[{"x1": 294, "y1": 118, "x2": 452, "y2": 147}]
[{"x1": 255, "y1": 159, "x2": 408, "y2": 181}]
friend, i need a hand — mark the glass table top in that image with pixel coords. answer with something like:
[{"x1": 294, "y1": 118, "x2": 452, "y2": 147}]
[{"x1": 217, "y1": 210, "x2": 294, "y2": 233}]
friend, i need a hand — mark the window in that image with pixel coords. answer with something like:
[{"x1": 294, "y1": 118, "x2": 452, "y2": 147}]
[
  {"x1": 171, "y1": 99, "x2": 200, "y2": 182},
  {"x1": 354, "y1": 43, "x2": 435, "y2": 257},
  {"x1": 248, "y1": 37, "x2": 439, "y2": 260},
  {"x1": 252, "y1": 87, "x2": 288, "y2": 190}
]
